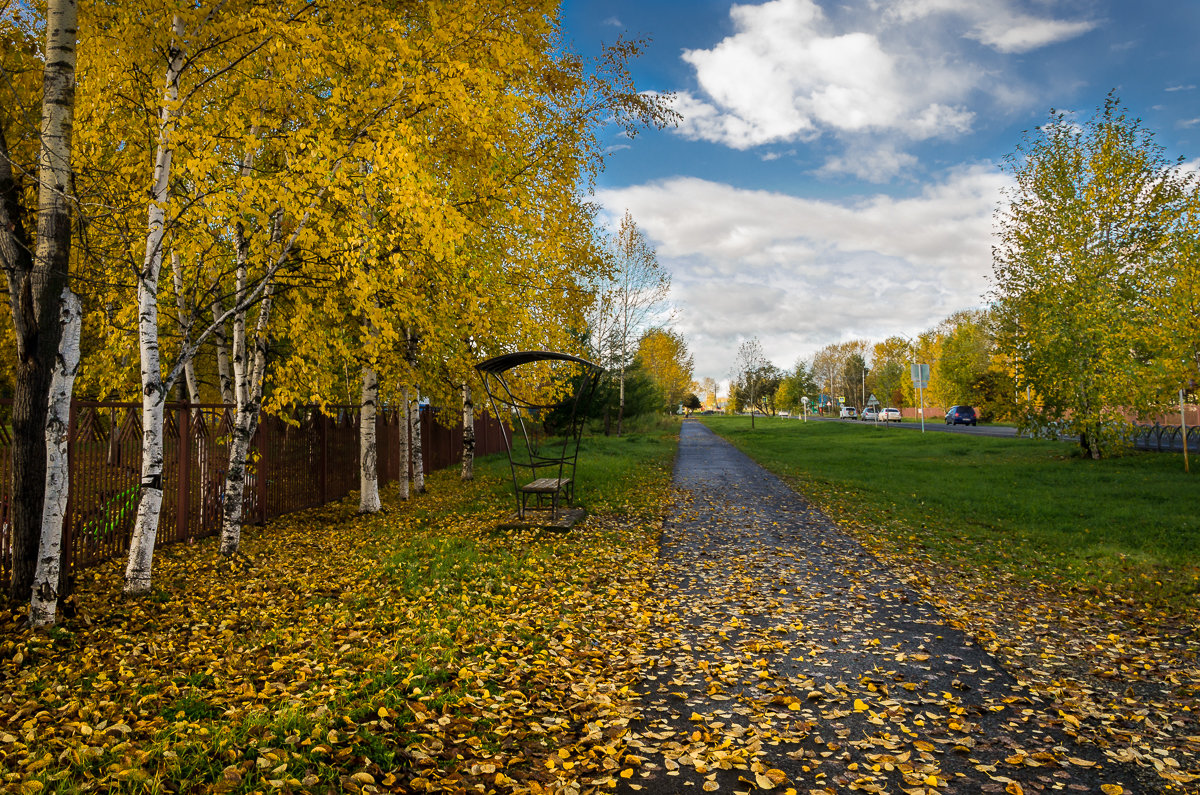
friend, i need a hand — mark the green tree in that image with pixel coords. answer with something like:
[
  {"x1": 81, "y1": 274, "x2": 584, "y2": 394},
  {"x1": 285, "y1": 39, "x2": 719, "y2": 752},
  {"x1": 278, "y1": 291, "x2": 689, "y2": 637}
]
[
  {"x1": 842, "y1": 353, "x2": 868, "y2": 409},
  {"x1": 993, "y1": 94, "x2": 1190, "y2": 457},
  {"x1": 775, "y1": 358, "x2": 818, "y2": 414},
  {"x1": 871, "y1": 337, "x2": 911, "y2": 408},
  {"x1": 636, "y1": 328, "x2": 694, "y2": 413}
]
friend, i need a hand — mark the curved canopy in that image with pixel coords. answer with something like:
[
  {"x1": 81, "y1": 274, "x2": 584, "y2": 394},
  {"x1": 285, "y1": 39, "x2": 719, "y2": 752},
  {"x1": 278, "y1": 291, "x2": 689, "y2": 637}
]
[{"x1": 476, "y1": 350, "x2": 600, "y2": 375}]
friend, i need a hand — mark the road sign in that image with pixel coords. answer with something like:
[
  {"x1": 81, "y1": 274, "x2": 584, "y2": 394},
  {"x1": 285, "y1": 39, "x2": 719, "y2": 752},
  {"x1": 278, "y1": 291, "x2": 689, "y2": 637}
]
[
  {"x1": 867, "y1": 393, "x2": 879, "y2": 406},
  {"x1": 910, "y1": 363, "x2": 930, "y2": 389}
]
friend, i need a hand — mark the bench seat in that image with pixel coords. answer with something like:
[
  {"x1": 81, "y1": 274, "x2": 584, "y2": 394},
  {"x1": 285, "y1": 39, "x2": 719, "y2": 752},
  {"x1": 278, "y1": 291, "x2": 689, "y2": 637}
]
[{"x1": 521, "y1": 477, "x2": 571, "y2": 494}]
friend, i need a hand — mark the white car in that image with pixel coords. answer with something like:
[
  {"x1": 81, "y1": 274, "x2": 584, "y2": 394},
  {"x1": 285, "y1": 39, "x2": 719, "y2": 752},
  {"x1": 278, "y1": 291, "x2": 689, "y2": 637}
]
[
  {"x1": 879, "y1": 407, "x2": 902, "y2": 422},
  {"x1": 860, "y1": 406, "x2": 879, "y2": 421},
  {"x1": 839, "y1": 406, "x2": 858, "y2": 419}
]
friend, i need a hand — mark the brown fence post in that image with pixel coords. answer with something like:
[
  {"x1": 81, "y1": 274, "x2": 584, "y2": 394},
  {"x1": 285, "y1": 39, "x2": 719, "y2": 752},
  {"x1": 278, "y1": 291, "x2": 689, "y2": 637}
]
[
  {"x1": 177, "y1": 405, "x2": 191, "y2": 540},
  {"x1": 63, "y1": 400, "x2": 77, "y2": 583},
  {"x1": 319, "y1": 410, "x2": 328, "y2": 504},
  {"x1": 258, "y1": 417, "x2": 269, "y2": 525}
]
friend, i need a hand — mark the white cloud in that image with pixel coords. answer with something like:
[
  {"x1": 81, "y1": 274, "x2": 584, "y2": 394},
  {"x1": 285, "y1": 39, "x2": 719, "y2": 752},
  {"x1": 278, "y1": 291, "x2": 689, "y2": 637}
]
[
  {"x1": 1167, "y1": 84, "x2": 1197, "y2": 92},
  {"x1": 969, "y1": 16, "x2": 1096, "y2": 53},
  {"x1": 602, "y1": 16, "x2": 622, "y2": 27},
  {"x1": 595, "y1": 167, "x2": 1011, "y2": 378},
  {"x1": 817, "y1": 144, "x2": 918, "y2": 183},
  {"x1": 669, "y1": 0, "x2": 1096, "y2": 165},
  {"x1": 672, "y1": 0, "x2": 975, "y2": 150},
  {"x1": 882, "y1": 0, "x2": 1098, "y2": 53}
]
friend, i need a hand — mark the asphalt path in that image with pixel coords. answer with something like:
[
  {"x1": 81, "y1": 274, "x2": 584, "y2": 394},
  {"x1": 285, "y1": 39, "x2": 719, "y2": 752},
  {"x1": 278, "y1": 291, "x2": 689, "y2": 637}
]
[{"x1": 617, "y1": 420, "x2": 1150, "y2": 794}]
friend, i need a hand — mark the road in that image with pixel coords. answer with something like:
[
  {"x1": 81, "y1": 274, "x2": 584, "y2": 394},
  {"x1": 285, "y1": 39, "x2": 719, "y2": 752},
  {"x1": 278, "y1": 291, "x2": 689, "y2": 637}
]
[{"x1": 803, "y1": 415, "x2": 1020, "y2": 438}]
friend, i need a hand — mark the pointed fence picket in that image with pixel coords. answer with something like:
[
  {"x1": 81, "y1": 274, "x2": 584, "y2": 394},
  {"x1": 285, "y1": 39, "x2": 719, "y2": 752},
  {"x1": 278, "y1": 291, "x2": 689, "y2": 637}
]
[{"x1": 0, "y1": 401, "x2": 504, "y2": 592}]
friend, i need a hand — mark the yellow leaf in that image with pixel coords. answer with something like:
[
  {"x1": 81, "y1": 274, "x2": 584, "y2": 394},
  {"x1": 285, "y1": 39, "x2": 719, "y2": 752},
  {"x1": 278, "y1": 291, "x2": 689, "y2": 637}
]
[
  {"x1": 853, "y1": 699, "x2": 869, "y2": 712},
  {"x1": 1005, "y1": 782, "x2": 1024, "y2": 795},
  {"x1": 1100, "y1": 786, "x2": 1124, "y2": 795}
]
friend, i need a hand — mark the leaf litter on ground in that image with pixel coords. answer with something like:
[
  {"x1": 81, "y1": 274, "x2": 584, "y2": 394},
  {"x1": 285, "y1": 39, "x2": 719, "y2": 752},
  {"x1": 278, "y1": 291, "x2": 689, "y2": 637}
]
[{"x1": 0, "y1": 437, "x2": 676, "y2": 795}]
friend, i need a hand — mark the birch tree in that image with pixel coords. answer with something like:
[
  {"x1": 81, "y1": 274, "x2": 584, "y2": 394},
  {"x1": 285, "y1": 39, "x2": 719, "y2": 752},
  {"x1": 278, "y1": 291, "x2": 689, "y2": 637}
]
[
  {"x1": 30, "y1": 288, "x2": 80, "y2": 627},
  {"x1": 0, "y1": 0, "x2": 77, "y2": 604},
  {"x1": 596, "y1": 211, "x2": 670, "y2": 435},
  {"x1": 731, "y1": 337, "x2": 766, "y2": 429},
  {"x1": 992, "y1": 94, "x2": 1190, "y2": 457}
]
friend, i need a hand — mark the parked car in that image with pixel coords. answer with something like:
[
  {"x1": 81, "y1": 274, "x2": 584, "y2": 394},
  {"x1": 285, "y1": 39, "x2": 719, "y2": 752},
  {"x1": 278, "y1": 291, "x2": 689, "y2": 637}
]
[
  {"x1": 860, "y1": 406, "x2": 879, "y2": 421},
  {"x1": 839, "y1": 406, "x2": 858, "y2": 419},
  {"x1": 945, "y1": 405, "x2": 977, "y2": 426},
  {"x1": 879, "y1": 407, "x2": 901, "y2": 422}
]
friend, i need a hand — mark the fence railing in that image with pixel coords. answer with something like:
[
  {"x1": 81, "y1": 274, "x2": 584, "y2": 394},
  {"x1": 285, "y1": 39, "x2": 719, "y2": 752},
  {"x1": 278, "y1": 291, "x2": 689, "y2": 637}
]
[
  {"x1": 1129, "y1": 422, "x2": 1200, "y2": 453},
  {"x1": 0, "y1": 401, "x2": 505, "y2": 593}
]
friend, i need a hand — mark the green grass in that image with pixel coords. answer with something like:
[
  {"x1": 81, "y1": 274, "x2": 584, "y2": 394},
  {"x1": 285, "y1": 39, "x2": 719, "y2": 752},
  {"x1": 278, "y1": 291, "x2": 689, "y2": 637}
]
[
  {"x1": 700, "y1": 415, "x2": 1200, "y2": 609},
  {"x1": 461, "y1": 416, "x2": 680, "y2": 519}
]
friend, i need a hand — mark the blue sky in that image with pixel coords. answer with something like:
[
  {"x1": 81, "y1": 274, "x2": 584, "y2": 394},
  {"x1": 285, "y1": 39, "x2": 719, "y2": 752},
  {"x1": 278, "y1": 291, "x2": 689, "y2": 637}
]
[{"x1": 561, "y1": 0, "x2": 1200, "y2": 382}]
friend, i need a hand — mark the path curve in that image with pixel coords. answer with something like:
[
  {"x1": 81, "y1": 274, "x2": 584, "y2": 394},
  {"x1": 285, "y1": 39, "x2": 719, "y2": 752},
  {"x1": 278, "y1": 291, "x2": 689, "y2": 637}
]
[{"x1": 618, "y1": 421, "x2": 1149, "y2": 794}]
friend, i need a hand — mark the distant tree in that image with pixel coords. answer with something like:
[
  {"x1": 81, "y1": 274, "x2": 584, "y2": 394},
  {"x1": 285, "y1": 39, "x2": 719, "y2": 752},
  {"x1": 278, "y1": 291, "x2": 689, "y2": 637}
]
[
  {"x1": 730, "y1": 337, "x2": 767, "y2": 427},
  {"x1": 993, "y1": 94, "x2": 1190, "y2": 457},
  {"x1": 811, "y1": 340, "x2": 868, "y2": 411},
  {"x1": 775, "y1": 358, "x2": 818, "y2": 415},
  {"x1": 637, "y1": 328, "x2": 693, "y2": 413},
  {"x1": 683, "y1": 392, "x2": 702, "y2": 414},
  {"x1": 697, "y1": 376, "x2": 719, "y2": 409},
  {"x1": 871, "y1": 337, "x2": 911, "y2": 408},
  {"x1": 591, "y1": 211, "x2": 671, "y2": 435},
  {"x1": 842, "y1": 353, "x2": 868, "y2": 409}
]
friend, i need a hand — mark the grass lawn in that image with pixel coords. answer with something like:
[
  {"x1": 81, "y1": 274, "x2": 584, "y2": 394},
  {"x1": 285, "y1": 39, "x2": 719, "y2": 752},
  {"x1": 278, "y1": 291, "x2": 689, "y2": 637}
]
[
  {"x1": 700, "y1": 415, "x2": 1200, "y2": 612},
  {"x1": 0, "y1": 424, "x2": 678, "y2": 794}
]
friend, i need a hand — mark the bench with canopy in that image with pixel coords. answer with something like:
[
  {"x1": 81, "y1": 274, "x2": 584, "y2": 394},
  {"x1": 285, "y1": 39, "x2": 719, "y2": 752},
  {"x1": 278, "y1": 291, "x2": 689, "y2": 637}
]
[{"x1": 475, "y1": 351, "x2": 603, "y2": 522}]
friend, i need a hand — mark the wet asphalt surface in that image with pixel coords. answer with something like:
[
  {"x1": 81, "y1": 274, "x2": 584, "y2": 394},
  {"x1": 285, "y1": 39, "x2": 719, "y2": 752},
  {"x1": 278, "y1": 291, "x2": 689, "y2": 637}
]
[{"x1": 617, "y1": 421, "x2": 1149, "y2": 794}]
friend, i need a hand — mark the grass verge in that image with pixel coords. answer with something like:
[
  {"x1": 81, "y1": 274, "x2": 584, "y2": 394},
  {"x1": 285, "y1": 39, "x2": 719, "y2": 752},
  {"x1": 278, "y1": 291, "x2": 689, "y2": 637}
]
[
  {"x1": 701, "y1": 415, "x2": 1199, "y2": 609},
  {"x1": 0, "y1": 425, "x2": 677, "y2": 794},
  {"x1": 701, "y1": 415, "x2": 1200, "y2": 787}
]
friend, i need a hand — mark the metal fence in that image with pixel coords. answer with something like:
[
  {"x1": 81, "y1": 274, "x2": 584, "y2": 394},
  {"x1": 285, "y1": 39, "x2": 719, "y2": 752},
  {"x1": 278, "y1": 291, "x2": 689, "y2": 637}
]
[
  {"x1": 1129, "y1": 422, "x2": 1200, "y2": 453},
  {"x1": 0, "y1": 401, "x2": 506, "y2": 592}
]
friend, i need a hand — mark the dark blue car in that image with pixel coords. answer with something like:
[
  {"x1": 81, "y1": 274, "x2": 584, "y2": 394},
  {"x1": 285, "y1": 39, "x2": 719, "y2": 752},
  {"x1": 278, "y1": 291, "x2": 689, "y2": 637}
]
[{"x1": 945, "y1": 405, "x2": 977, "y2": 426}]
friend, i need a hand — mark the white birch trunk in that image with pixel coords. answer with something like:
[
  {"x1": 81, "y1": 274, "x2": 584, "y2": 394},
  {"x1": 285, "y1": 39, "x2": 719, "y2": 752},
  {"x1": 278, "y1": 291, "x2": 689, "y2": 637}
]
[
  {"x1": 123, "y1": 15, "x2": 185, "y2": 595},
  {"x1": 170, "y1": 251, "x2": 200, "y2": 404},
  {"x1": 358, "y1": 364, "x2": 380, "y2": 513},
  {"x1": 219, "y1": 273, "x2": 274, "y2": 557},
  {"x1": 398, "y1": 387, "x2": 410, "y2": 500},
  {"x1": 410, "y1": 389, "x2": 425, "y2": 494},
  {"x1": 461, "y1": 382, "x2": 474, "y2": 481},
  {"x1": 213, "y1": 298, "x2": 234, "y2": 404},
  {"x1": 30, "y1": 288, "x2": 81, "y2": 627}
]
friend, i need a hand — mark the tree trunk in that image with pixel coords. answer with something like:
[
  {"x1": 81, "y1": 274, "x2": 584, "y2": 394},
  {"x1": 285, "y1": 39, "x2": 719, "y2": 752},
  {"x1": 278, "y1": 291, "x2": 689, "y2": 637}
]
[
  {"x1": 358, "y1": 364, "x2": 380, "y2": 512},
  {"x1": 218, "y1": 276, "x2": 274, "y2": 557},
  {"x1": 123, "y1": 15, "x2": 185, "y2": 595},
  {"x1": 30, "y1": 288, "x2": 80, "y2": 627},
  {"x1": 461, "y1": 382, "x2": 474, "y2": 481},
  {"x1": 123, "y1": 270, "x2": 168, "y2": 593},
  {"x1": 398, "y1": 387, "x2": 410, "y2": 500},
  {"x1": 410, "y1": 389, "x2": 425, "y2": 494},
  {"x1": 2, "y1": 0, "x2": 77, "y2": 604},
  {"x1": 170, "y1": 252, "x2": 200, "y2": 404},
  {"x1": 213, "y1": 302, "x2": 234, "y2": 404},
  {"x1": 219, "y1": 400, "x2": 260, "y2": 555},
  {"x1": 617, "y1": 363, "x2": 626, "y2": 436}
]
